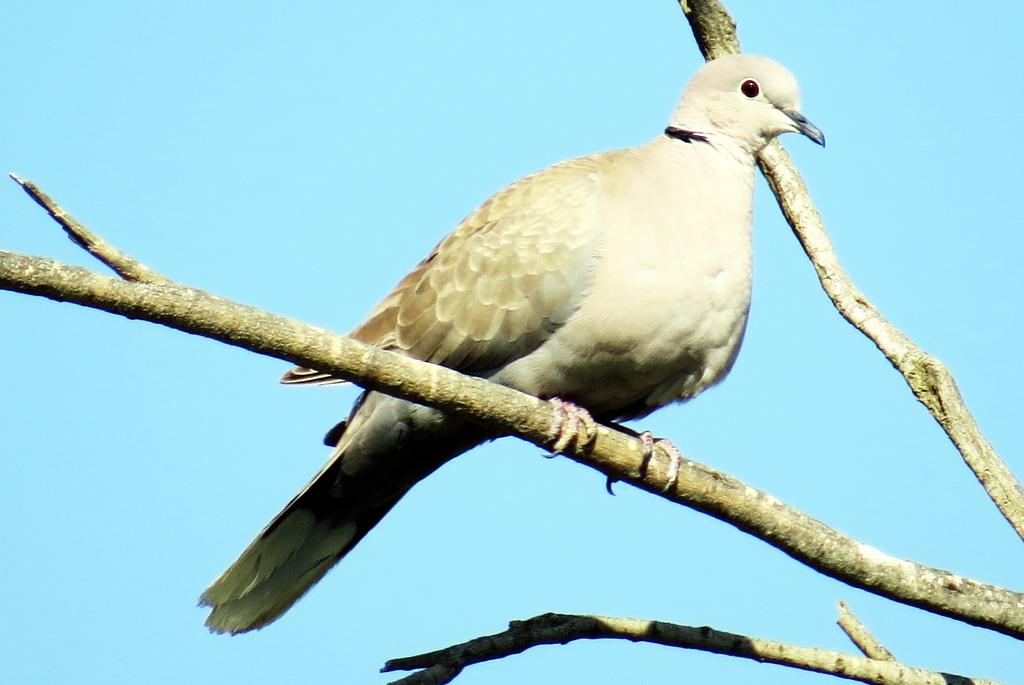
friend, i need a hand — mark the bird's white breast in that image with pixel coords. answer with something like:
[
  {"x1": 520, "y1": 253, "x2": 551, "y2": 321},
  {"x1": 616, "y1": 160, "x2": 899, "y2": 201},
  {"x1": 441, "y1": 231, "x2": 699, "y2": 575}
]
[{"x1": 494, "y1": 139, "x2": 755, "y2": 418}]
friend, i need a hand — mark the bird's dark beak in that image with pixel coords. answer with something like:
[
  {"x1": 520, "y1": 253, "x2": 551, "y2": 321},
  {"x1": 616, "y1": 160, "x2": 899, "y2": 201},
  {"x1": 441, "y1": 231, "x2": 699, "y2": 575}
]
[{"x1": 784, "y1": 109, "x2": 825, "y2": 147}]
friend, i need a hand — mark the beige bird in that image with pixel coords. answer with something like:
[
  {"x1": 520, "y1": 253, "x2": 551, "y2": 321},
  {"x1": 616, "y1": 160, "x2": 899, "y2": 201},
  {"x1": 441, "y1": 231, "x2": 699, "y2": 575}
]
[{"x1": 200, "y1": 53, "x2": 825, "y2": 633}]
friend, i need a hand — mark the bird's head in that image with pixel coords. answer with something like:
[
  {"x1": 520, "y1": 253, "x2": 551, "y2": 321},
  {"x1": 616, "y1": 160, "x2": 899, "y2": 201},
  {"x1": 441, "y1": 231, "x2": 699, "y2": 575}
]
[{"x1": 670, "y1": 54, "x2": 825, "y2": 152}]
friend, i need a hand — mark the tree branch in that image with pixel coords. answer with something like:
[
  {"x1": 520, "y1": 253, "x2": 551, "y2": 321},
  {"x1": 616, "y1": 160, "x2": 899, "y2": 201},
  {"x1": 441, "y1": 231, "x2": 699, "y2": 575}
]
[
  {"x1": 9, "y1": 172, "x2": 169, "y2": 283},
  {"x1": 381, "y1": 612, "x2": 1002, "y2": 685},
  {"x1": 1, "y1": 203, "x2": 1022, "y2": 640},
  {"x1": 680, "y1": 0, "x2": 740, "y2": 58},
  {"x1": 837, "y1": 601, "x2": 895, "y2": 661},
  {"x1": 677, "y1": 0, "x2": 1024, "y2": 542}
]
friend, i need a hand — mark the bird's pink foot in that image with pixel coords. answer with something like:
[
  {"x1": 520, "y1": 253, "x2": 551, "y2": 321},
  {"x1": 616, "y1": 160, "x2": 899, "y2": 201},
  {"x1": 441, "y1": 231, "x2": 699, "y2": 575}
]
[
  {"x1": 548, "y1": 398, "x2": 597, "y2": 455},
  {"x1": 638, "y1": 431, "x2": 684, "y2": 493}
]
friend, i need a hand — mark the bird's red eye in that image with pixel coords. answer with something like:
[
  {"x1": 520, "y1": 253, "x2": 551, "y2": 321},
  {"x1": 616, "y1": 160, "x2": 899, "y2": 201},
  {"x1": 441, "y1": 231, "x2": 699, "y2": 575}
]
[{"x1": 740, "y1": 79, "x2": 760, "y2": 98}]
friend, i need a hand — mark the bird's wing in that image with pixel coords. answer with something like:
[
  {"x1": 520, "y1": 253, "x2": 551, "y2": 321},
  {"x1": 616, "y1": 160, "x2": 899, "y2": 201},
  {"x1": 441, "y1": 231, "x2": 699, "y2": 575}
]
[{"x1": 281, "y1": 153, "x2": 614, "y2": 384}]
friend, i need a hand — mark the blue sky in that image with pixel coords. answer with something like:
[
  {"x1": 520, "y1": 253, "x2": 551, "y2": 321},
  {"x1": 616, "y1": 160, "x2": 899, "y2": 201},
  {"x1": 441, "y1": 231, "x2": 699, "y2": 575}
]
[{"x1": 2, "y1": 2, "x2": 1022, "y2": 683}]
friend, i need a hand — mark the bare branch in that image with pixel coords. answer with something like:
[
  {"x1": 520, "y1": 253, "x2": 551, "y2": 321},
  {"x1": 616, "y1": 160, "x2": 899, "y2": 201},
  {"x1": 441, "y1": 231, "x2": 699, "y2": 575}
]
[
  {"x1": 1, "y1": 245, "x2": 1022, "y2": 639},
  {"x1": 677, "y1": 0, "x2": 1024, "y2": 541},
  {"x1": 9, "y1": 173, "x2": 169, "y2": 283},
  {"x1": 382, "y1": 612, "x2": 1002, "y2": 685},
  {"x1": 680, "y1": 0, "x2": 739, "y2": 58},
  {"x1": 837, "y1": 601, "x2": 895, "y2": 661},
  {"x1": 758, "y1": 142, "x2": 1024, "y2": 542}
]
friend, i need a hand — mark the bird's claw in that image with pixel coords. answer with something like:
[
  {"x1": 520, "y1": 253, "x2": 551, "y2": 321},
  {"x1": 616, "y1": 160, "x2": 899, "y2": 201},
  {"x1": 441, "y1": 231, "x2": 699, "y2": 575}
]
[
  {"x1": 638, "y1": 431, "x2": 683, "y2": 493},
  {"x1": 638, "y1": 431, "x2": 656, "y2": 479}
]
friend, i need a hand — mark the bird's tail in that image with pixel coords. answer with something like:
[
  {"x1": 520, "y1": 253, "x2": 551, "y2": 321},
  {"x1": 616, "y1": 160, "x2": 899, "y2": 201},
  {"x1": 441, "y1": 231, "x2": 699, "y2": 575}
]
[{"x1": 200, "y1": 393, "x2": 489, "y2": 634}]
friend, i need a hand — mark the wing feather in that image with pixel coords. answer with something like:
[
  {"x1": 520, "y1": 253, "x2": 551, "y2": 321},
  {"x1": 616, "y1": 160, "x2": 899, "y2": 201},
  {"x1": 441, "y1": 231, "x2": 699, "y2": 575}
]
[{"x1": 283, "y1": 152, "x2": 617, "y2": 383}]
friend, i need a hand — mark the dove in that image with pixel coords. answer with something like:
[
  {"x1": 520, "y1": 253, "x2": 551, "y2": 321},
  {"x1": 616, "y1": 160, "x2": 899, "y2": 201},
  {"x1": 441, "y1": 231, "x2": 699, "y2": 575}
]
[{"x1": 200, "y1": 53, "x2": 825, "y2": 634}]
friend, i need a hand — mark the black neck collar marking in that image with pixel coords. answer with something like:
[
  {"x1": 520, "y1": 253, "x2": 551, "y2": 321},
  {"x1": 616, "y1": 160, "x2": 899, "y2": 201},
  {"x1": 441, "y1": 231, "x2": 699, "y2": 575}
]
[{"x1": 664, "y1": 126, "x2": 710, "y2": 145}]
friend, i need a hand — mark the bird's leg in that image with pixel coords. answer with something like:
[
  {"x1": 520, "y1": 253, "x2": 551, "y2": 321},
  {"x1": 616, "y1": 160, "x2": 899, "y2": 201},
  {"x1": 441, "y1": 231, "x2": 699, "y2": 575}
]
[
  {"x1": 546, "y1": 403, "x2": 682, "y2": 495},
  {"x1": 547, "y1": 398, "x2": 598, "y2": 455}
]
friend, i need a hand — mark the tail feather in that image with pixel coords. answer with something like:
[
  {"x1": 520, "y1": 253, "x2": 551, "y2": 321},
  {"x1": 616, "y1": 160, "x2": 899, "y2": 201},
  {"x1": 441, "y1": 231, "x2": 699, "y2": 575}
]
[
  {"x1": 200, "y1": 503, "x2": 372, "y2": 634},
  {"x1": 200, "y1": 392, "x2": 491, "y2": 634}
]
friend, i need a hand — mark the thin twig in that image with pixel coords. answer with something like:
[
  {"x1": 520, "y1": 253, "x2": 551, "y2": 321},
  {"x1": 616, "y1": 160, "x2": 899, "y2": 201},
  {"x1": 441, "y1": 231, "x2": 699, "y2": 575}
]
[
  {"x1": 837, "y1": 601, "x2": 895, "y2": 661},
  {"x1": 2, "y1": 247, "x2": 1023, "y2": 640},
  {"x1": 381, "y1": 613, "x2": 1001, "y2": 685},
  {"x1": 677, "y1": 0, "x2": 1024, "y2": 541},
  {"x1": 9, "y1": 173, "x2": 169, "y2": 283}
]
